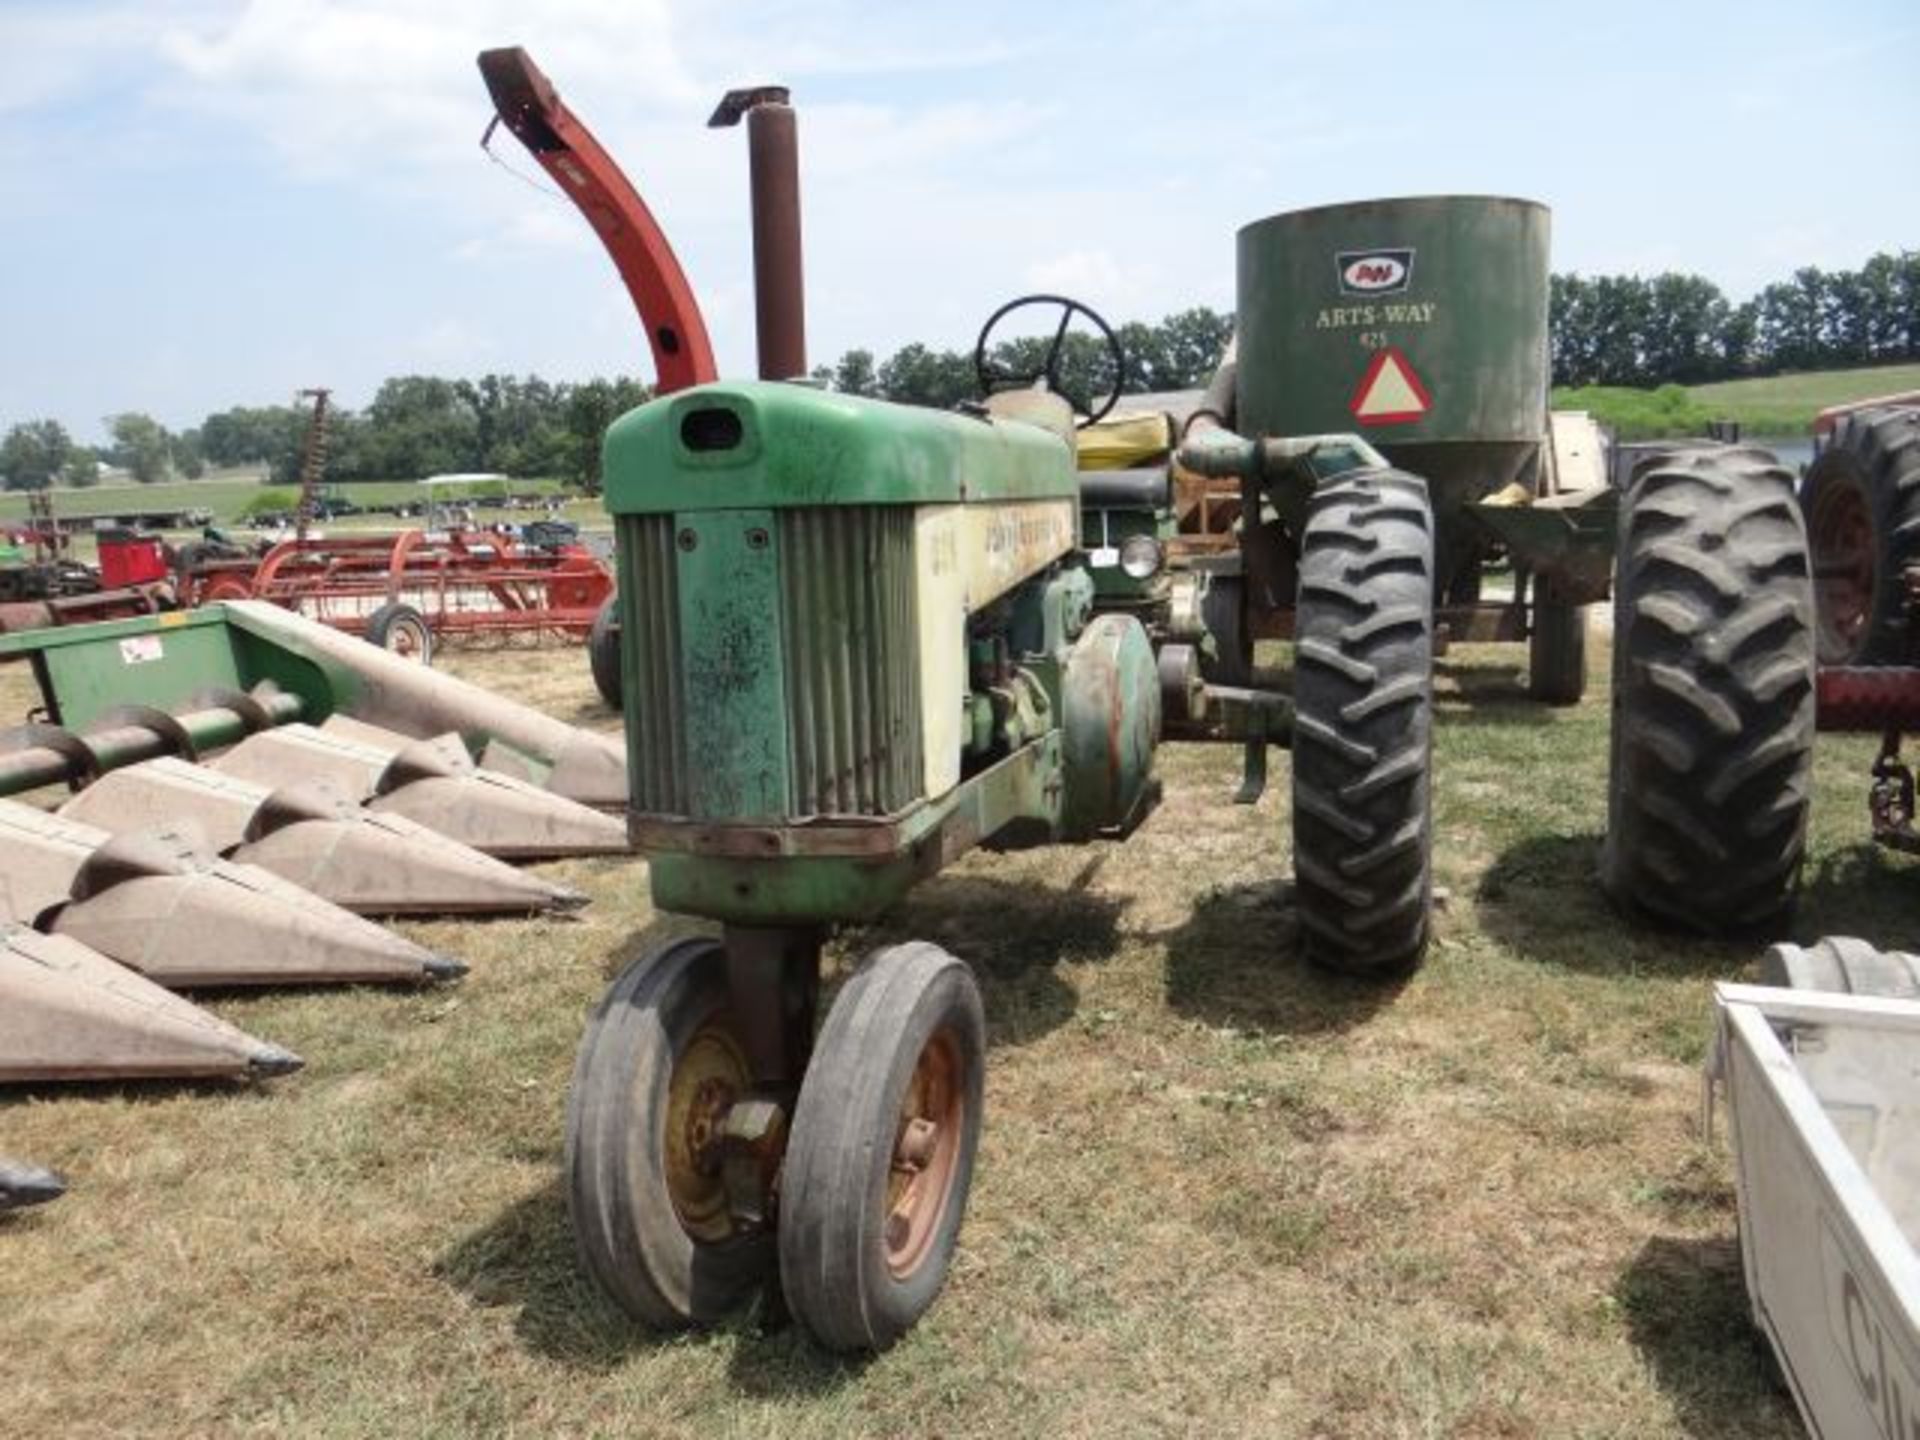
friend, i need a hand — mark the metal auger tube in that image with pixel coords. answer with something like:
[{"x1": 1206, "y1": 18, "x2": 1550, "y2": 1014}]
[{"x1": 0, "y1": 690, "x2": 306, "y2": 799}]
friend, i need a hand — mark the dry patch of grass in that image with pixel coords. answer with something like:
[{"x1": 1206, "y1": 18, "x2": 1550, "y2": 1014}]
[{"x1": 0, "y1": 635, "x2": 1861, "y2": 1436}]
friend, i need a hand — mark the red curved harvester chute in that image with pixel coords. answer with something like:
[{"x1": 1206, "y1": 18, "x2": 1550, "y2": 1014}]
[{"x1": 477, "y1": 46, "x2": 718, "y2": 395}]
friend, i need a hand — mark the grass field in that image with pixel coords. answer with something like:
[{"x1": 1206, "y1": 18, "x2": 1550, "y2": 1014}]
[
  {"x1": 0, "y1": 635, "x2": 1904, "y2": 1437},
  {"x1": 1554, "y1": 361, "x2": 1920, "y2": 440}
]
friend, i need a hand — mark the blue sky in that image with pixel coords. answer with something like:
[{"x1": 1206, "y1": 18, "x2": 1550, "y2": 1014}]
[{"x1": 3, "y1": 0, "x2": 1915, "y2": 445}]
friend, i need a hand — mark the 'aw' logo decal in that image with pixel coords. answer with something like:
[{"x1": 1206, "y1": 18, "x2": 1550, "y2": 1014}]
[{"x1": 1337, "y1": 249, "x2": 1414, "y2": 295}]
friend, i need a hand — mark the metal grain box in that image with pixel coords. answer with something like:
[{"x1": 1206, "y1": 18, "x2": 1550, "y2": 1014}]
[{"x1": 1712, "y1": 983, "x2": 1920, "y2": 1438}]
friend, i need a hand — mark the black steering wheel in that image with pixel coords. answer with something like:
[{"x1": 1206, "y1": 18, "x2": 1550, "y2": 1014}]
[{"x1": 972, "y1": 293, "x2": 1127, "y2": 428}]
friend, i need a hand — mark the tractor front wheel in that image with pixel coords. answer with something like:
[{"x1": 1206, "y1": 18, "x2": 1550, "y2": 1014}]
[
  {"x1": 1600, "y1": 446, "x2": 1816, "y2": 934},
  {"x1": 565, "y1": 937, "x2": 776, "y2": 1328},
  {"x1": 1291, "y1": 469, "x2": 1435, "y2": 976},
  {"x1": 779, "y1": 941, "x2": 985, "y2": 1352}
]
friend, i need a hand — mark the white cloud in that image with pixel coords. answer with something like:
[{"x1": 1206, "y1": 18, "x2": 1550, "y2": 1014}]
[
  {"x1": 451, "y1": 204, "x2": 596, "y2": 262},
  {"x1": 1022, "y1": 248, "x2": 1159, "y2": 310},
  {"x1": 149, "y1": 0, "x2": 700, "y2": 180}
]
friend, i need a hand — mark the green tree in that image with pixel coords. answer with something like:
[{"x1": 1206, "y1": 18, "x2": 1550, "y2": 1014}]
[
  {"x1": 173, "y1": 427, "x2": 207, "y2": 480},
  {"x1": 1145, "y1": 306, "x2": 1233, "y2": 390},
  {"x1": 364, "y1": 376, "x2": 480, "y2": 478},
  {"x1": 60, "y1": 448, "x2": 100, "y2": 488},
  {"x1": 832, "y1": 349, "x2": 880, "y2": 397},
  {"x1": 456, "y1": 374, "x2": 566, "y2": 477},
  {"x1": 1753, "y1": 269, "x2": 1827, "y2": 373},
  {"x1": 559, "y1": 377, "x2": 650, "y2": 490},
  {"x1": 107, "y1": 412, "x2": 173, "y2": 484},
  {"x1": 201, "y1": 405, "x2": 304, "y2": 467},
  {"x1": 0, "y1": 419, "x2": 73, "y2": 491},
  {"x1": 877, "y1": 343, "x2": 978, "y2": 409}
]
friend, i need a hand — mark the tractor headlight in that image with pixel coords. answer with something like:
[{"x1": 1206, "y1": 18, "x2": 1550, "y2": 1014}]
[{"x1": 1119, "y1": 534, "x2": 1163, "y2": 580}]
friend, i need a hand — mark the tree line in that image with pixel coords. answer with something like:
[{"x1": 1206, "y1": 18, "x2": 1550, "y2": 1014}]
[
  {"x1": 0, "y1": 375, "x2": 650, "y2": 493},
  {"x1": 5, "y1": 258, "x2": 1915, "y2": 491},
  {"x1": 1551, "y1": 252, "x2": 1920, "y2": 387}
]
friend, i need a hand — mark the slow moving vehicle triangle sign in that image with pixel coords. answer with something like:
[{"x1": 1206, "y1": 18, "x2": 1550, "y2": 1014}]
[{"x1": 1349, "y1": 346, "x2": 1432, "y2": 425}]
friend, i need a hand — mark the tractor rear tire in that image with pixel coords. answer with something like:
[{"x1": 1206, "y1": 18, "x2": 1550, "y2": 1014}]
[
  {"x1": 364, "y1": 602, "x2": 434, "y2": 665},
  {"x1": 1760, "y1": 936, "x2": 1920, "y2": 998},
  {"x1": 1291, "y1": 469, "x2": 1434, "y2": 977},
  {"x1": 588, "y1": 596, "x2": 622, "y2": 710},
  {"x1": 1802, "y1": 405, "x2": 1920, "y2": 664},
  {"x1": 779, "y1": 942, "x2": 985, "y2": 1352},
  {"x1": 565, "y1": 937, "x2": 775, "y2": 1328},
  {"x1": 1600, "y1": 447, "x2": 1816, "y2": 935},
  {"x1": 1527, "y1": 593, "x2": 1588, "y2": 705}
]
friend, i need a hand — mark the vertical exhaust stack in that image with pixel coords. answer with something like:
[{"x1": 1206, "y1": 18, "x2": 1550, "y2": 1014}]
[
  {"x1": 710, "y1": 86, "x2": 806, "y2": 380},
  {"x1": 0, "y1": 801, "x2": 465, "y2": 988},
  {"x1": 0, "y1": 926, "x2": 302, "y2": 1083}
]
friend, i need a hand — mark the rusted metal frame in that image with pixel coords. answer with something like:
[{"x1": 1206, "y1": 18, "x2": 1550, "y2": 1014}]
[
  {"x1": 631, "y1": 737, "x2": 1059, "y2": 863},
  {"x1": 478, "y1": 47, "x2": 718, "y2": 393},
  {"x1": 713, "y1": 923, "x2": 820, "y2": 1232}
]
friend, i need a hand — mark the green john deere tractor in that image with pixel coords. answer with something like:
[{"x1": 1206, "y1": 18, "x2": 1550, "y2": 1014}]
[{"x1": 572, "y1": 337, "x2": 1440, "y2": 1347}]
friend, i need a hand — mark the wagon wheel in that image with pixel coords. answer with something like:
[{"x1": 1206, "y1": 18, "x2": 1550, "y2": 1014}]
[
  {"x1": 588, "y1": 596, "x2": 623, "y2": 709},
  {"x1": 566, "y1": 937, "x2": 776, "y2": 1327},
  {"x1": 779, "y1": 941, "x2": 984, "y2": 1351},
  {"x1": 364, "y1": 602, "x2": 434, "y2": 665}
]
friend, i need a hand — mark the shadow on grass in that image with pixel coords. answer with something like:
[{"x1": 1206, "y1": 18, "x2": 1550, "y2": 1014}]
[
  {"x1": 1795, "y1": 842, "x2": 1920, "y2": 946},
  {"x1": 1475, "y1": 833, "x2": 1755, "y2": 978},
  {"x1": 1159, "y1": 878, "x2": 1405, "y2": 1034},
  {"x1": 1617, "y1": 1235, "x2": 1798, "y2": 1438},
  {"x1": 855, "y1": 865, "x2": 1128, "y2": 1049},
  {"x1": 1432, "y1": 657, "x2": 1558, "y2": 728},
  {"x1": 435, "y1": 1179, "x2": 863, "y2": 1394},
  {"x1": 0, "y1": 1074, "x2": 287, "y2": 1109}
]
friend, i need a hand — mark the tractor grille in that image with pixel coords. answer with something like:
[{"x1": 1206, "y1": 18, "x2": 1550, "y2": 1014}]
[
  {"x1": 777, "y1": 507, "x2": 921, "y2": 816},
  {"x1": 617, "y1": 507, "x2": 922, "y2": 820},
  {"x1": 618, "y1": 514, "x2": 689, "y2": 815}
]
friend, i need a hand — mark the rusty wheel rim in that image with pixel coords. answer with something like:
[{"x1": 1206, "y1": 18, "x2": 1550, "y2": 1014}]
[
  {"x1": 386, "y1": 617, "x2": 431, "y2": 663},
  {"x1": 884, "y1": 1026, "x2": 966, "y2": 1281},
  {"x1": 1809, "y1": 471, "x2": 1876, "y2": 662},
  {"x1": 663, "y1": 1016, "x2": 750, "y2": 1244}
]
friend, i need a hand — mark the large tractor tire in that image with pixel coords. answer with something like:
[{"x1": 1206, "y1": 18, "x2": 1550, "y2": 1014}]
[
  {"x1": 1802, "y1": 405, "x2": 1920, "y2": 664},
  {"x1": 1600, "y1": 447, "x2": 1816, "y2": 935},
  {"x1": 1291, "y1": 469, "x2": 1434, "y2": 977}
]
